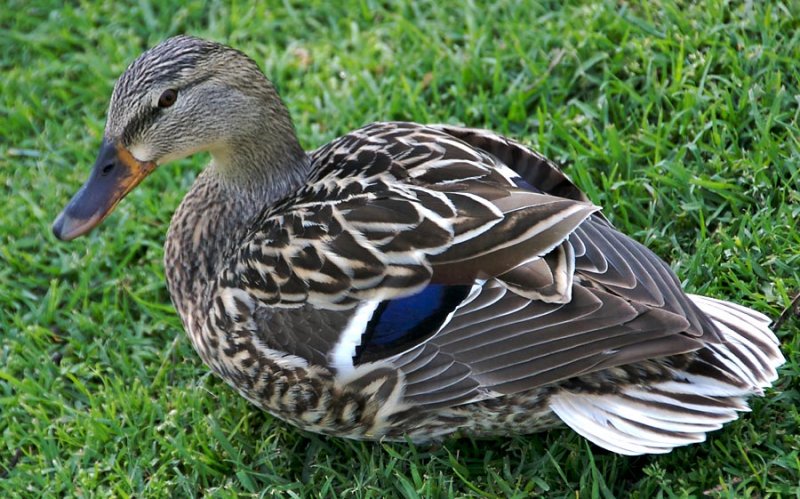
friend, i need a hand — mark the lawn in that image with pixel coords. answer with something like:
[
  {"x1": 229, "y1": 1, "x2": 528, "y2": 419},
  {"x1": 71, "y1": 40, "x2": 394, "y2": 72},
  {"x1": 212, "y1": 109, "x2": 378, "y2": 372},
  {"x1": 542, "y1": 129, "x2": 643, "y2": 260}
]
[{"x1": 2, "y1": 0, "x2": 799, "y2": 496}]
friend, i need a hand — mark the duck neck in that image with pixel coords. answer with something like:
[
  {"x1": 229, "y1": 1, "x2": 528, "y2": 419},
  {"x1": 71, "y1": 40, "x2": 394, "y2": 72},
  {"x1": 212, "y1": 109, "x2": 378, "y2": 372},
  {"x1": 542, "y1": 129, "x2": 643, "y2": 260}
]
[{"x1": 164, "y1": 136, "x2": 311, "y2": 327}]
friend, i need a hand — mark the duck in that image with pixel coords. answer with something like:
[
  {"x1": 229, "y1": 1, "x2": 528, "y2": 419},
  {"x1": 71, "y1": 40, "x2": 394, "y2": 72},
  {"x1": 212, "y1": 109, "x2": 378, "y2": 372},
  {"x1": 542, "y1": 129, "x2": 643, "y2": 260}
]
[{"x1": 52, "y1": 35, "x2": 784, "y2": 455}]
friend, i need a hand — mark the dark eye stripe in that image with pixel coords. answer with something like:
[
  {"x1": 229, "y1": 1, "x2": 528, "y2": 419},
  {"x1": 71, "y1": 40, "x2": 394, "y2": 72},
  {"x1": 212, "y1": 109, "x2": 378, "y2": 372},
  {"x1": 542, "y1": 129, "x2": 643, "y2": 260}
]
[
  {"x1": 119, "y1": 76, "x2": 212, "y2": 145},
  {"x1": 121, "y1": 106, "x2": 159, "y2": 145}
]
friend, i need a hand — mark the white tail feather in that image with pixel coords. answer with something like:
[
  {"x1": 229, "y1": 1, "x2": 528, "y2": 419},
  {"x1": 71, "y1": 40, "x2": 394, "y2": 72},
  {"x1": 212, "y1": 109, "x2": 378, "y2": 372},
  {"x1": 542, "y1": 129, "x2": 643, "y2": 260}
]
[
  {"x1": 550, "y1": 295, "x2": 784, "y2": 455},
  {"x1": 690, "y1": 295, "x2": 784, "y2": 383}
]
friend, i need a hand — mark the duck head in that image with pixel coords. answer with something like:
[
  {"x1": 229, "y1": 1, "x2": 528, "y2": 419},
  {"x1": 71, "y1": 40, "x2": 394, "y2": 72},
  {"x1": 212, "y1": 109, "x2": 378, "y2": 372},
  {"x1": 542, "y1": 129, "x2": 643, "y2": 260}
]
[{"x1": 53, "y1": 35, "x2": 301, "y2": 241}]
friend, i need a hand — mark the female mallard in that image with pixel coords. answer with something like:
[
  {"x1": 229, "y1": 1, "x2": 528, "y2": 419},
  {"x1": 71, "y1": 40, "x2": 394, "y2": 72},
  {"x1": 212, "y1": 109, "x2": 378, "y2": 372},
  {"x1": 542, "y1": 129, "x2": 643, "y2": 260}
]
[{"x1": 53, "y1": 36, "x2": 783, "y2": 455}]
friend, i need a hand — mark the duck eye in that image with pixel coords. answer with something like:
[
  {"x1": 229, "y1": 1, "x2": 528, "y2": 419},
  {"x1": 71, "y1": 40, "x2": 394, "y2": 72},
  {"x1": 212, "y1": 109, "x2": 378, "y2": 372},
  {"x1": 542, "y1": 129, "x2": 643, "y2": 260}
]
[{"x1": 158, "y1": 89, "x2": 178, "y2": 108}]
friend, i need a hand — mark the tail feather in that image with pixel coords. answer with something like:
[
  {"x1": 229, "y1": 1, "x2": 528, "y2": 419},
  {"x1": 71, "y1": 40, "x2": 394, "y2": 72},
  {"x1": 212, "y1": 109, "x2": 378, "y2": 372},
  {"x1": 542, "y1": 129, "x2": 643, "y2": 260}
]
[
  {"x1": 550, "y1": 295, "x2": 784, "y2": 455},
  {"x1": 689, "y1": 294, "x2": 783, "y2": 385}
]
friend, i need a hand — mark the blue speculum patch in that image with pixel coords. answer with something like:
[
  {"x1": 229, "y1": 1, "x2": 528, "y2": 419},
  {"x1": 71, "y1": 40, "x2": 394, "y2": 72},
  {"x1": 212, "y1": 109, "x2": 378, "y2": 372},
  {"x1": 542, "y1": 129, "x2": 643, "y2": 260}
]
[{"x1": 354, "y1": 283, "x2": 472, "y2": 363}]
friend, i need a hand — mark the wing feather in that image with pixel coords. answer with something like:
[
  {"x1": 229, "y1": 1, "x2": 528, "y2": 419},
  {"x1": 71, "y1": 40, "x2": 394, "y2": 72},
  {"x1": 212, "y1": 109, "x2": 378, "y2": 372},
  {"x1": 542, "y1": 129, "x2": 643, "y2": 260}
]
[{"x1": 221, "y1": 123, "x2": 597, "y2": 311}]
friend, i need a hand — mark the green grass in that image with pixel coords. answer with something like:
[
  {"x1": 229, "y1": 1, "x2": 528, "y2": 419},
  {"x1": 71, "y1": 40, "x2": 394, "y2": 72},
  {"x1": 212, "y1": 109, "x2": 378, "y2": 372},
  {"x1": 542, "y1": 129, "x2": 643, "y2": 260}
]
[{"x1": 2, "y1": 0, "x2": 799, "y2": 496}]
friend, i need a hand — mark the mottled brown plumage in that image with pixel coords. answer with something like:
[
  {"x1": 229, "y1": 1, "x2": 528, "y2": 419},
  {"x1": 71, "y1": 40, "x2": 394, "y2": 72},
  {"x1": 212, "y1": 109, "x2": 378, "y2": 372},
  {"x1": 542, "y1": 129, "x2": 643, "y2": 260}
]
[{"x1": 53, "y1": 36, "x2": 784, "y2": 455}]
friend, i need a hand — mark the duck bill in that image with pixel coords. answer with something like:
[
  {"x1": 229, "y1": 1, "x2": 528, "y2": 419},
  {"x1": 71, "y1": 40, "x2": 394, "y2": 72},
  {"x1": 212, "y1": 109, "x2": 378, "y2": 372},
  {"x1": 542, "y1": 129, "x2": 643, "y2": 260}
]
[{"x1": 52, "y1": 139, "x2": 156, "y2": 241}]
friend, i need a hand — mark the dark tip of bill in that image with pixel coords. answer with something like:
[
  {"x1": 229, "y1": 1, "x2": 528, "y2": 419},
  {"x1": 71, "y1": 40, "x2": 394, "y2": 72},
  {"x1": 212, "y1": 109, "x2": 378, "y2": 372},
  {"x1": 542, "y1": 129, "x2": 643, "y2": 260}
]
[
  {"x1": 52, "y1": 212, "x2": 67, "y2": 241},
  {"x1": 51, "y1": 210, "x2": 91, "y2": 242}
]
